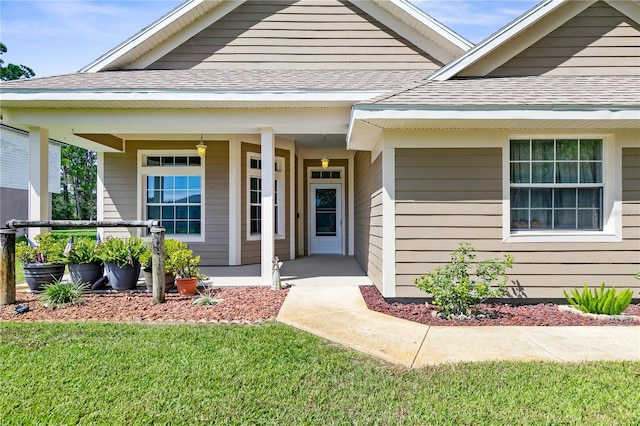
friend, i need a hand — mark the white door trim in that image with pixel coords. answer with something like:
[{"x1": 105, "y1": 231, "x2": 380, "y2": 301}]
[{"x1": 309, "y1": 183, "x2": 343, "y2": 254}]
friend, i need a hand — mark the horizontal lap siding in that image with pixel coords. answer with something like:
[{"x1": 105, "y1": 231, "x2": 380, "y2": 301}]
[
  {"x1": 394, "y1": 148, "x2": 640, "y2": 299},
  {"x1": 354, "y1": 151, "x2": 382, "y2": 290},
  {"x1": 489, "y1": 1, "x2": 640, "y2": 76},
  {"x1": 103, "y1": 141, "x2": 229, "y2": 265},
  {"x1": 148, "y1": 0, "x2": 440, "y2": 70}
]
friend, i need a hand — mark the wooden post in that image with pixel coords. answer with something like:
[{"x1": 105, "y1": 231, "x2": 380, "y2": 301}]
[
  {"x1": 151, "y1": 227, "x2": 165, "y2": 304},
  {"x1": 0, "y1": 229, "x2": 17, "y2": 305}
]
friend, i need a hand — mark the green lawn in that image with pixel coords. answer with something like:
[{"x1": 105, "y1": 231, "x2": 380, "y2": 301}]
[{"x1": 1, "y1": 322, "x2": 638, "y2": 425}]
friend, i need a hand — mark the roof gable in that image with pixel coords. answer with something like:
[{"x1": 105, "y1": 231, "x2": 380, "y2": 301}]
[
  {"x1": 146, "y1": 0, "x2": 440, "y2": 70},
  {"x1": 430, "y1": 0, "x2": 640, "y2": 80},
  {"x1": 82, "y1": 0, "x2": 471, "y2": 73}
]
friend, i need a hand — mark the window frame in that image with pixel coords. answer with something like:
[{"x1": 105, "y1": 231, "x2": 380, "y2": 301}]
[
  {"x1": 502, "y1": 134, "x2": 621, "y2": 243},
  {"x1": 246, "y1": 152, "x2": 285, "y2": 241},
  {"x1": 138, "y1": 150, "x2": 205, "y2": 243}
]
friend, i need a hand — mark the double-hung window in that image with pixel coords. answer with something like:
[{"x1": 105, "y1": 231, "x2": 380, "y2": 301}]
[
  {"x1": 140, "y1": 152, "x2": 204, "y2": 241},
  {"x1": 247, "y1": 153, "x2": 284, "y2": 240},
  {"x1": 510, "y1": 138, "x2": 603, "y2": 232}
]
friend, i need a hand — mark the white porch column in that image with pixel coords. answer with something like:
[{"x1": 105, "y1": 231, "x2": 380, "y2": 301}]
[
  {"x1": 260, "y1": 128, "x2": 275, "y2": 286},
  {"x1": 28, "y1": 127, "x2": 50, "y2": 239},
  {"x1": 381, "y1": 145, "x2": 396, "y2": 298},
  {"x1": 228, "y1": 136, "x2": 241, "y2": 265}
]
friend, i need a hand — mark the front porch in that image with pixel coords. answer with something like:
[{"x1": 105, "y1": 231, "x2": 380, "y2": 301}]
[{"x1": 201, "y1": 255, "x2": 372, "y2": 287}]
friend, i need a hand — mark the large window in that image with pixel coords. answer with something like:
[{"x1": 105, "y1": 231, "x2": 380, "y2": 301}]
[
  {"x1": 141, "y1": 152, "x2": 204, "y2": 240},
  {"x1": 247, "y1": 153, "x2": 284, "y2": 240},
  {"x1": 510, "y1": 139, "x2": 603, "y2": 232}
]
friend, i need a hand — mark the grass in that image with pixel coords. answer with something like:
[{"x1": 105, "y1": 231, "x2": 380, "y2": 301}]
[{"x1": 1, "y1": 322, "x2": 638, "y2": 425}]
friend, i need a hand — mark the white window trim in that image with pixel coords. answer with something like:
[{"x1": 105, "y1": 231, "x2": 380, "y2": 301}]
[
  {"x1": 307, "y1": 166, "x2": 347, "y2": 255},
  {"x1": 137, "y1": 149, "x2": 206, "y2": 243},
  {"x1": 502, "y1": 134, "x2": 621, "y2": 243},
  {"x1": 246, "y1": 152, "x2": 285, "y2": 241}
]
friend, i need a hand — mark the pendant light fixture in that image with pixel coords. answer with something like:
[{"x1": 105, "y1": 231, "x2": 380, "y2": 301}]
[
  {"x1": 321, "y1": 134, "x2": 329, "y2": 170},
  {"x1": 196, "y1": 134, "x2": 207, "y2": 157}
]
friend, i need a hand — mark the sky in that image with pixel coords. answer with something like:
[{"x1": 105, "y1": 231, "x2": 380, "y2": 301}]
[{"x1": 0, "y1": 0, "x2": 539, "y2": 78}]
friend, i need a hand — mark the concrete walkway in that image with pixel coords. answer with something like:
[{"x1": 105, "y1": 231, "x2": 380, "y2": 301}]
[{"x1": 276, "y1": 285, "x2": 640, "y2": 368}]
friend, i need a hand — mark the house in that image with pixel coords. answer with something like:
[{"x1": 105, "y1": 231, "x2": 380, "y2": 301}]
[
  {"x1": 0, "y1": 0, "x2": 638, "y2": 300},
  {"x1": 0, "y1": 124, "x2": 61, "y2": 237}
]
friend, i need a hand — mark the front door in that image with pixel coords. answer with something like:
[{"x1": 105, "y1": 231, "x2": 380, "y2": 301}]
[{"x1": 309, "y1": 184, "x2": 342, "y2": 254}]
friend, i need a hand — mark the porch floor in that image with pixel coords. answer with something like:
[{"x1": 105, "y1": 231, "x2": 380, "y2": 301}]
[{"x1": 201, "y1": 255, "x2": 373, "y2": 287}]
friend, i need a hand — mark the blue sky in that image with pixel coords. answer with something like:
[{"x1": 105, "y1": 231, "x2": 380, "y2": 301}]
[{"x1": 0, "y1": 0, "x2": 539, "y2": 78}]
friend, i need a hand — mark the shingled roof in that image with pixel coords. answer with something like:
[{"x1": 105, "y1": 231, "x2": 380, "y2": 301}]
[
  {"x1": 362, "y1": 76, "x2": 640, "y2": 107},
  {"x1": 0, "y1": 69, "x2": 428, "y2": 92}
]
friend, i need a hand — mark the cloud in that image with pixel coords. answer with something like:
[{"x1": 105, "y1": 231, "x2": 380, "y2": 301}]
[{"x1": 414, "y1": 0, "x2": 538, "y2": 42}]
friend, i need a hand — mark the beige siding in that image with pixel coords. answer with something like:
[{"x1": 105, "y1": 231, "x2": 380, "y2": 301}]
[
  {"x1": 302, "y1": 158, "x2": 350, "y2": 255},
  {"x1": 240, "y1": 142, "x2": 292, "y2": 265},
  {"x1": 489, "y1": 1, "x2": 640, "y2": 76},
  {"x1": 147, "y1": 0, "x2": 441, "y2": 70},
  {"x1": 103, "y1": 140, "x2": 229, "y2": 265},
  {"x1": 354, "y1": 151, "x2": 383, "y2": 291},
  {"x1": 395, "y1": 147, "x2": 640, "y2": 299}
]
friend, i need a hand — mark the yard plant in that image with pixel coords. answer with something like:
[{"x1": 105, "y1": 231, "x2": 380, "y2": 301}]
[
  {"x1": 39, "y1": 279, "x2": 89, "y2": 309},
  {"x1": 564, "y1": 283, "x2": 633, "y2": 316},
  {"x1": 15, "y1": 233, "x2": 65, "y2": 264},
  {"x1": 98, "y1": 236, "x2": 147, "y2": 267},
  {"x1": 63, "y1": 236, "x2": 101, "y2": 264},
  {"x1": 1, "y1": 322, "x2": 638, "y2": 425},
  {"x1": 415, "y1": 243, "x2": 514, "y2": 317}
]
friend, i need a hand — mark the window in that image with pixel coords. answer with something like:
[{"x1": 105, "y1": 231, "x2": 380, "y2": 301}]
[
  {"x1": 140, "y1": 153, "x2": 204, "y2": 240},
  {"x1": 247, "y1": 153, "x2": 284, "y2": 239},
  {"x1": 510, "y1": 139, "x2": 603, "y2": 232}
]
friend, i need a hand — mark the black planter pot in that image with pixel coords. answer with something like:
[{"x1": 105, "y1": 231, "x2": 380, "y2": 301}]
[
  {"x1": 68, "y1": 262, "x2": 104, "y2": 285},
  {"x1": 22, "y1": 263, "x2": 66, "y2": 292},
  {"x1": 105, "y1": 261, "x2": 141, "y2": 291}
]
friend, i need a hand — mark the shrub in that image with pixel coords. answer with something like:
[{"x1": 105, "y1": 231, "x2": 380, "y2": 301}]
[
  {"x1": 40, "y1": 279, "x2": 89, "y2": 309},
  {"x1": 15, "y1": 233, "x2": 65, "y2": 264},
  {"x1": 98, "y1": 237, "x2": 147, "y2": 267},
  {"x1": 64, "y1": 237, "x2": 101, "y2": 264},
  {"x1": 139, "y1": 239, "x2": 188, "y2": 271},
  {"x1": 563, "y1": 283, "x2": 633, "y2": 316},
  {"x1": 414, "y1": 243, "x2": 514, "y2": 317}
]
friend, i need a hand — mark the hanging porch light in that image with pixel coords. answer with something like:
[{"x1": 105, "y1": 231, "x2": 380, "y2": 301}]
[
  {"x1": 196, "y1": 134, "x2": 207, "y2": 157},
  {"x1": 321, "y1": 134, "x2": 329, "y2": 169}
]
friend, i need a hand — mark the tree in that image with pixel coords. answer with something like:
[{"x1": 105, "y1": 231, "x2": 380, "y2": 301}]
[
  {"x1": 52, "y1": 146, "x2": 97, "y2": 220},
  {"x1": 0, "y1": 42, "x2": 35, "y2": 81}
]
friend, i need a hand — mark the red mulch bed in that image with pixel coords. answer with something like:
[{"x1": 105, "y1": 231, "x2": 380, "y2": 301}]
[
  {"x1": 360, "y1": 286, "x2": 640, "y2": 326},
  {"x1": 0, "y1": 287, "x2": 288, "y2": 324}
]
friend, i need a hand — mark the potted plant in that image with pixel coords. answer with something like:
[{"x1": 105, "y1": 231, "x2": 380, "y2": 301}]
[
  {"x1": 140, "y1": 239, "x2": 185, "y2": 291},
  {"x1": 168, "y1": 246, "x2": 205, "y2": 296},
  {"x1": 98, "y1": 236, "x2": 147, "y2": 291},
  {"x1": 15, "y1": 233, "x2": 65, "y2": 292},
  {"x1": 64, "y1": 237, "x2": 103, "y2": 285}
]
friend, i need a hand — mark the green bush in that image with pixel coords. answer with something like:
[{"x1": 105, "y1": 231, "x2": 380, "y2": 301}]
[
  {"x1": 564, "y1": 283, "x2": 633, "y2": 316},
  {"x1": 15, "y1": 233, "x2": 65, "y2": 264},
  {"x1": 39, "y1": 279, "x2": 89, "y2": 309},
  {"x1": 414, "y1": 243, "x2": 514, "y2": 317},
  {"x1": 64, "y1": 237, "x2": 101, "y2": 264},
  {"x1": 139, "y1": 239, "x2": 188, "y2": 271},
  {"x1": 98, "y1": 236, "x2": 147, "y2": 267}
]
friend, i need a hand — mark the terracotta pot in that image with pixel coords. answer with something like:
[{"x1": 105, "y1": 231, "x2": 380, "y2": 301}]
[{"x1": 176, "y1": 277, "x2": 197, "y2": 295}]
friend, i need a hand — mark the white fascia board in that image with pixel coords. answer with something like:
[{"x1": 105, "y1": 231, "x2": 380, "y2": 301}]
[
  {"x1": 429, "y1": 0, "x2": 584, "y2": 81},
  {"x1": 81, "y1": 0, "x2": 243, "y2": 73},
  {"x1": 351, "y1": 107, "x2": 640, "y2": 122},
  {"x1": 385, "y1": 0, "x2": 472, "y2": 51},
  {"x1": 606, "y1": 0, "x2": 640, "y2": 25},
  {"x1": 354, "y1": 0, "x2": 470, "y2": 65},
  {"x1": 1, "y1": 90, "x2": 385, "y2": 104}
]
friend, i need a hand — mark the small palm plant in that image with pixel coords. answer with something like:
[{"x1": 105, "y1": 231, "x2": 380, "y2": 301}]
[{"x1": 39, "y1": 278, "x2": 90, "y2": 309}]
